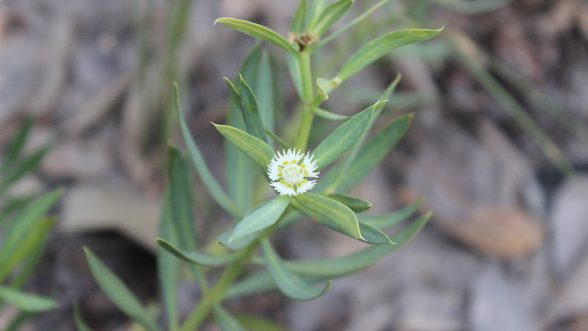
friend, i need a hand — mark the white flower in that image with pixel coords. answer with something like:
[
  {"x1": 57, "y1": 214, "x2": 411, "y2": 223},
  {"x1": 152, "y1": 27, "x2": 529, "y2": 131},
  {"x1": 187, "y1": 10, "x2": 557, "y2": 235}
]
[{"x1": 267, "y1": 149, "x2": 319, "y2": 196}]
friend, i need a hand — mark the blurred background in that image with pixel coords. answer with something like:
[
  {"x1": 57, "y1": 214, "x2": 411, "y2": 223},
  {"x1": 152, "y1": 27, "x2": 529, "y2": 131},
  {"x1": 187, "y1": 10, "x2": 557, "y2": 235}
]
[{"x1": 1, "y1": 0, "x2": 588, "y2": 330}]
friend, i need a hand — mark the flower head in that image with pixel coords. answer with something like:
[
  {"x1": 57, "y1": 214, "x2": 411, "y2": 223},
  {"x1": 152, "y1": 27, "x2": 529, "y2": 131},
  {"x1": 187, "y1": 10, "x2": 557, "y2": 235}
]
[{"x1": 268, "y1": 149, "x2": 319, "y2": 196}]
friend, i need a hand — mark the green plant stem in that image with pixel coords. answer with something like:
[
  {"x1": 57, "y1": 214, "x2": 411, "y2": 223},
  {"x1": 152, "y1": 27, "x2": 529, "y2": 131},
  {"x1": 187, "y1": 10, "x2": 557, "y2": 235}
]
[
  {"x1": 294, "y1": 51, "x2": 316, "y2": 150},
  {"x1": 179, "y1": 242, "x2": 255, "y2": 331}
]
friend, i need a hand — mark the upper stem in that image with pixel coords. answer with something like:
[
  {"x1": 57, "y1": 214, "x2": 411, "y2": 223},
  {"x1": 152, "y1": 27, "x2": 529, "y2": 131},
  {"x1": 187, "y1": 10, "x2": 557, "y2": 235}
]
[
  {"x1": 179, "y1": 242, "x2": 256, "y2": 331},
  {"x1": 294, "y1": 51, "x2": 315, "y2": 150}
]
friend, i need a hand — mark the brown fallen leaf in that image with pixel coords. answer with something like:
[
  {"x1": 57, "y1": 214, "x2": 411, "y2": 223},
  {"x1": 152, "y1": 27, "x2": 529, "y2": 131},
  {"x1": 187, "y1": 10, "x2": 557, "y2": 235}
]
[{"x1": 440, "y1": 207, "x2": 543, "y2": 260}]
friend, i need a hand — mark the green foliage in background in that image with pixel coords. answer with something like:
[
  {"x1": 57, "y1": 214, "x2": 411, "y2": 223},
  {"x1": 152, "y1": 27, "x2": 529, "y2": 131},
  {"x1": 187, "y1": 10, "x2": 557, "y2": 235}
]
[
  {"x1": 84, "y1": 1, "x2": 438, "y2": 330},
  {"x1": 0, "y1": 118, "x2": 61, "y2": 330}
]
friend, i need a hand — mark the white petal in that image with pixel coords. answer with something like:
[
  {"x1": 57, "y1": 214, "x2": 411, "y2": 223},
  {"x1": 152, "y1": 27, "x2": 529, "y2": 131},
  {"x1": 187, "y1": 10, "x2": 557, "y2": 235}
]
[
  {"x1": 296, "y1": 180, "x2": 316, "y2": 194},
  {"x1": 268, "y1": 161, "x2": 280, "y2": 181},
  {"x1": 302, "y1": 153, "x2": 319, "y2": 178},
  {"x1": 271, "y1": 181, "x2": 296, "y2": 196}
]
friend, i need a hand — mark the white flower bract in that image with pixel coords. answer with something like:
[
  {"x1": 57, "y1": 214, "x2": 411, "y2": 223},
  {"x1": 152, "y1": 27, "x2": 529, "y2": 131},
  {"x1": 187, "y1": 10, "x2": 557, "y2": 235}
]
[{"x1": 267, "y1": 149, "x2": 319, "y2": 196}]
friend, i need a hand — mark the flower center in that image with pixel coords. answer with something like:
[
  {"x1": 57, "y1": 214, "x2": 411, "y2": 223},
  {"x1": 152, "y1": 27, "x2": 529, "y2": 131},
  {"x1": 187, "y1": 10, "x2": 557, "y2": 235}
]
[{"x1": 281, "y1": 164, "x2": 304, "y2": 185}]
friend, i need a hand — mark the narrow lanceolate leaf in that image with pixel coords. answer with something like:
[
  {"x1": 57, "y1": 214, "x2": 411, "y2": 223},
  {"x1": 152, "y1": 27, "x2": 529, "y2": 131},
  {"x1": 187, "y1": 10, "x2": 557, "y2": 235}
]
[
  {"x1": 167, "y1": 147, "x2": 209, "y2": 289},
  {"x1": 337, "y1": 28, "x2": 443, "y2": 82},
  {"x1": 308, "y1": 0, "x2": 353, "y2": 37},
  {"x1": 293, "y1": 193, "x2": 363, "y2": 240},
  {"x1": 167, "y1": 147, "x2": 197, "y2": 250},
  {"x1": 224, "y1": 77, "x2": 242, "y2": 108},
  {"x1": 157, "y1": 190, "x2": 179, "y2": 331},
  {"x1": 327, "y1": 193, "x2": 372, "y2": 213},
  {"x1": 2, "y1": 117, "x2": 33, "y2": 171},
  {"x1": 333, "y1": 113, "x2": 413, "y2": 192},
  {"x1": 74, "y1": 304, "x2": 92, "y2": 331},
  {"x1": 214, "y1": 305, "x2": 246, "y2": 331},
  {"x1": 358, "y1": 222, "x2": 394, "y2": 245},
  {"x1": 257, "y1": 51, "x2": 275, "y2": 132},
  {"x1": 227, "y1": 214, "x2": 431, "y2": 297},
  {"x1": 291, "y1": 0, "x2": 308, "y2": 34},
  {"x1": 175, "y1": 84, "x2": 242, "y2": 218},
  {"x1": 215, "y1": 18, "x2": 297, "y2": 54},
  {"x1": 229, "y1": 196, "x2": 290, "y2": 243},
  {"x1": 1, "y1": 145, "x2": 50, "y2": 191},
  {"x1": 0, "y1": 286, "x2": 56, "y2": 313},
  {"x1": 0, "y1": 218, "x2": 54, "y2": 282},
  {"x1": 312, "y1": 100, "x2": 386, "y2": 170},
  {"x1": 227, "y1": 45, "x2": 262, "y2": 213},
  {"x1": 262, "y1": 240, "x2": 331, "y2": 301},
  {"x1": 286, "y1": 213, "x2": 432, "y2": 280},
  {"x1": 218, "y1": 226, "x2": 258, "y2": 251},
  {"x1": 157, "y1": 238, "x2": 237, "y2": 267},
  {"x1": 0, "y1": 189, "x2": 61, "y2": 279},
  {"x1": 238, "y1": 75, "x2": 267, "y2": 142},
  {"x1": 307, "y1": 0, "x2": 328, "y2": 30},
  {"x1": 224, "y1": 272, "x2": 275, "y2": 299},
  {"x1": 359, "y1": 199, "x2": 422, "y2": 230},
  {"x1": 84, "y1": 248, "x2": 160, "y2": 331},
  {"x1": 328, "y1": 75, "x2": 402, "y2": 192},
  {"x1": 214, "y1": 124, "x2": 274, "y2": 168}
]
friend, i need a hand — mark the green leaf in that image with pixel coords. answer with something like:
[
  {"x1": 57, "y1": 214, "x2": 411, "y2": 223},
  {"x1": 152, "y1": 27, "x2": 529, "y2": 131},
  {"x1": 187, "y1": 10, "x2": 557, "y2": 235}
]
[
  {"x1": 312, "y1": 100, "x2": 386, "y2": 170},
  {"x1": 227, "y1": 45, "x2": 262, "y2": 213},
  {"x1": 9, "y1": 218, "x2": 52, "y2": 288},
  {"x1": 224, "y1": 272, "x2": 275, "y2": 299},
  {"x1": 261, "y1": 240, "x2": 331, "y2": 300},
  {"x1": 337, "y1": 28, "x2": 442, "y2": 82},
  {"x1": 238, "y1": 74, "x2": 267, "y2": 142},
  {"x1": 293, "y1": 193, "x2": 363, "y2": 240},
  {"x1": 175, "y1": 84, "x2": 242, "y2": 218},
  {"x1": 5, "y1": 312, "x2": 31, "y2": 331},
  {"x1": 313, "y1": 0, "x2": 393, "y2": 49},
  {"x1": 84, "y1": 248, "x2": 160, "y2": 331},
  {"x1": 308, "y1": 0, "x2": 353, "y2": 37},
  {"x1": 322, "y1": 114, "x2": 413, "y2": 192},
  {"x1": 157, "y1": 190, "x2": 179, "y2": 331},
  {"x1": 0, "y1": 189, "x2": 61, "y2": 281},
  {"x1": 224, "y1": 77, "x2": 242, "y2": 109},
  {"x1": 291, "y1": 0, "x2": 307, "y2": 34},
  {"x1": 215, "y1": 18, "x2": 297, "y2": 54},
  {"x1": 314, "y1": 108, "x2": 349, "y2": 121},
  {"x1": 328, "y1": 74, "x2": 402, "y2": 192},
  {"x1": 167, "y1": 147, "x2": 208, "y2": 288},
  {"x1": 74, "y1": 303, "x2": 93, "y2": 331},
  {"x1": 359, "y1": 199, "x2": 421, "y2": 230},
  {"x1": 214, "y1": 124, "x2": 274, "y2": 168},
  {"x1": 1, "y1": 145, "x2": 50, "y2": 191},
  {"x1": 257, "y1": 51, "x2": 275, "y2": 132},
  {"x1": 217, "y1": 227, "x2": 258, "y2": 251},
  {"x1": 2, "y1": 117, "x2": 33, "y2": 171},
  {"x1": 157, "y1": 238, "x2": 237, "y2": 267},
  {"x1": 286, "y1": 213, "x2": 432, "y2": 280},
  {"x1": 358, "y1": 222, "x2": 394, "y2": 245},
  {"x1": 167, "y1": 147, "x2": 197, "y2": 249},
  {"x1": 226, "y1": 214, "x2": 431, "y2": 298},
  {"x1": 0, "y1": 286, "x2": 56, "y2": 313},
  {"x1": 214, "y1": 305, "x2": 246, "y2": 331},
  {"x1": 327, "y1": 193, "x2": 372, "y2": 212},
  {"x1": 230, "y1": 196, "x2": 290, "y2": 243},
  {"x1": 307, "y1": 0, "x2": 328, "y2": 30}
]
